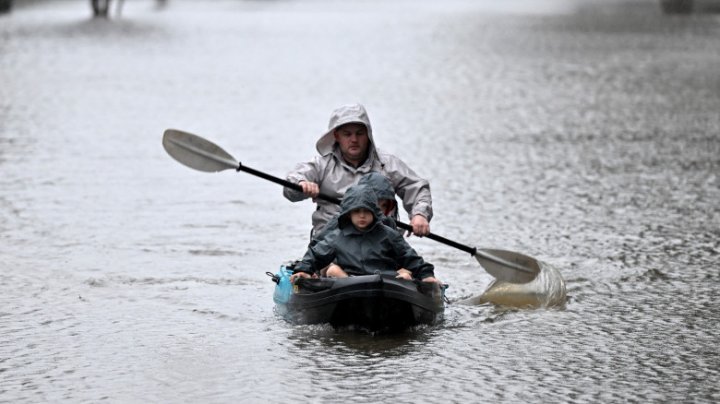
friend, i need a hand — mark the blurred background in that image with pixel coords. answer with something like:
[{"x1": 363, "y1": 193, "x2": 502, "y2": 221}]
[{"x1": 1, "y1": 1, "x2": 718, "y2": 403}]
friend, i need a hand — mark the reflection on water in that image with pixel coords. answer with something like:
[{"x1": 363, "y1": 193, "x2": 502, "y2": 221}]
[
  {"x1": 1, "y1": 0, "x2": 719, "y2": 402},
  {"x1": 290, "y1": 324, "x2": 434, "y2": 353}
]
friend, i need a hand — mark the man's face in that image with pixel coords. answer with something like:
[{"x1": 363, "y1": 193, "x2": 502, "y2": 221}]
[{"x1": 334, "y1": 123, "x2": 369, "y2": 166}]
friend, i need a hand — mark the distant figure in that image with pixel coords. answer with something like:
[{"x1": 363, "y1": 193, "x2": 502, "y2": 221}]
[
  {"x1": 660, "y1": 0, "x2": 693, "y2": 14},
  {"x1": 0, "y1": 0, "x2": 12, "y2": 14},
  {"x1": 91, "y1": 0, "x2": 111, "y2": 17},
  {"x1": 115, "y1": 0, "x2": 125, "y2": 17}
]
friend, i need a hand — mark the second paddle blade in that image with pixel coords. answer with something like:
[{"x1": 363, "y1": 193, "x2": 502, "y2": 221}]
[{"x1": 475, "y1": 249, "x2": 541, "y2": 284}]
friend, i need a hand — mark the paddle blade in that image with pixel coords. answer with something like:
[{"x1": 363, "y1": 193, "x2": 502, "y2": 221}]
[
  {"x1": 481, "y1": 262, "x2": 566, "y2": 308},
  {"x1": 162, "y1": 129, "x2": 239, "y2": 172},
  {"x1": 458, "y1": 261, "x2": 566, "y2": 308},
  {"x1": 475, "y1": 249, "x2": 541, "y2": 284}
]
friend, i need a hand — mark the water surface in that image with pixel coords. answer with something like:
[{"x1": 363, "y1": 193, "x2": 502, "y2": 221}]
[{"x1": 1, "y1": 0, "x2": 719, "y2": 402}]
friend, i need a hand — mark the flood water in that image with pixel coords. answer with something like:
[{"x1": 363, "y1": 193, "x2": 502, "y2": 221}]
[{"x1": 1, "y1": 0, "x2": 719, "y2": 402}]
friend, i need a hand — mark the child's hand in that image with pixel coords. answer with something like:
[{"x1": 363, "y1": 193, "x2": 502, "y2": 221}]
[
  {"x1": 395, "y1": 268, "x2": 413, "y2": 280},
  {"x1": 421, "y1": 276, "x2": 441, "y2": 284},
  {"x1": 290, "y1": 272, "x2": 312, "y2": 283}
]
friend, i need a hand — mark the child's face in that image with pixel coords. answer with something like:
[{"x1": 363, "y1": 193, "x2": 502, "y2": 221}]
[
  {"x1": 377, "y1": 199, "x2": 396, "y2": 216},
  {"x1": 350, "y1": 208, "x2": 373, "y2": 230}
]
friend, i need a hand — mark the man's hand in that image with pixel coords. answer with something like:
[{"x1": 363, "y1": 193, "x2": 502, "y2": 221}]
[
  {"x1": 409, "y1": 214, "x2": 430, "y2": 237},
  {"x1": 299, "y1": 181, "x2": 320, "y2": 198}
]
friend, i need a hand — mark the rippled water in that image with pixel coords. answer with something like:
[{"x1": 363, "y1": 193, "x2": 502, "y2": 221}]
[{"x1": 1, "y1": 0, "x2": 719, "y2": 402}]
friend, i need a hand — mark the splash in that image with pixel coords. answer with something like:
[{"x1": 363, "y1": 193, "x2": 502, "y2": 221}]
[{"x1": 460, "y1": 262, "x2": 567, "y2": 308}]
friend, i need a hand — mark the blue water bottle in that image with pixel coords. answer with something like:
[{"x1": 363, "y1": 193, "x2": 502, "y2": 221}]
[{"x1": 273, "y1": 265, "x2": 293, "y2": 305}]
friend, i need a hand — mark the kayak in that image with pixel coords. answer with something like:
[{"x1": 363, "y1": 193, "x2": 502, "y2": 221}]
[{"x1": 268, "y1": 264, "x2": 447, "y2": 333}]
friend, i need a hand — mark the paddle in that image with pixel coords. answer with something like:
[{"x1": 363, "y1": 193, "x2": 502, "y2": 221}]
[{"x1": 162, "y1": 129, "x2": 541, "y2": 283}]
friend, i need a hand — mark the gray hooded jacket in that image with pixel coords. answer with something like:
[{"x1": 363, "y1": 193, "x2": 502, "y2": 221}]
[
  {"x1": 284, "y1": 104, "x2": 432, "y2": 234},
  {"x1": 294, "y1": 184, "x2": 435, "y2": 280}
]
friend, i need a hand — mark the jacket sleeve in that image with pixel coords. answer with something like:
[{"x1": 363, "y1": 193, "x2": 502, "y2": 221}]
[
  {"x1": 308, "y1": 216, "x2": 339, "y2": 248},
  {"x1": 293, "y1": 234, "x2": 338, "y2": 274},
  {"x1": 388, "y1": 231, "x2": 435, "y2": 280},
  {"x1": 381, "y1": 153, "x2": 433, "y2": 222},
  {"x1": 283, "y1": 156, "x2": 324, "y2": 202}
]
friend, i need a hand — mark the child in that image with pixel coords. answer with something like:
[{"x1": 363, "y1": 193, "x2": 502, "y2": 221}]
[
  {"x1": 290, "y1": 184, "x2": 440, "y2": 284},
  {"x1": 357, "y1": 172, "x2": 398, "y2": 222},
  {"x1": 309, "y1": 172, "x2": 399, "y2": 249}
]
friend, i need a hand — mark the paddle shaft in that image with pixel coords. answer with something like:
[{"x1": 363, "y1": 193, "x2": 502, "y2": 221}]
[
  {"x1": 236, "y1": 162, "x2": 479, "y2": 256},
  {"x1": 162, "y1": 128, "x2": 539, "y2": 280}
]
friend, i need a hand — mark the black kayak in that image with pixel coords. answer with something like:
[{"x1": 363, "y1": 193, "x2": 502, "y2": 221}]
[{"x1": 269, "y1": 264, "x2": 446, "y2": 333}]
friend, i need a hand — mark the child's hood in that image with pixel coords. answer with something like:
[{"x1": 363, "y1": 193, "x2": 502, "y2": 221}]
[{"x1": 357, "y1": 172, "x2": 395, "y2": 201}]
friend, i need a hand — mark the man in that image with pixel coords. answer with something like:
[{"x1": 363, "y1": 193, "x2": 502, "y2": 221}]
[{"x1": 283, "y1": 103, "x2": 433, "y2": 237}]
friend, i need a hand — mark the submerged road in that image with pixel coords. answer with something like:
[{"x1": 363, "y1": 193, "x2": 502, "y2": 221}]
[{"x1": 1, "y1": 0, "x2": 719, "y2": 402}]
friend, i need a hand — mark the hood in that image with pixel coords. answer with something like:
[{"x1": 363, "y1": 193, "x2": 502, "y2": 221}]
[
  {"x1": 316, "y1": 103, "x2": 377, "y2": 157},
  {"x1": 357, "y1": 172, "x2": 395, "y2": 201},
  {"x1": 337, "y1": 184, "x2": 383, "y2": 229}
]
